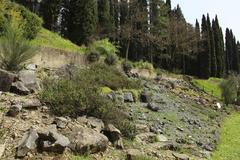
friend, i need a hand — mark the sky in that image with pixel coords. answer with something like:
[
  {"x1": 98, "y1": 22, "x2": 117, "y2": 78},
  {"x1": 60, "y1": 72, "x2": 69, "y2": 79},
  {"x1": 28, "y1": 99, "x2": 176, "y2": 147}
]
[{"x1": 171, "y1": 0, "x2": 240, "y2": 40}]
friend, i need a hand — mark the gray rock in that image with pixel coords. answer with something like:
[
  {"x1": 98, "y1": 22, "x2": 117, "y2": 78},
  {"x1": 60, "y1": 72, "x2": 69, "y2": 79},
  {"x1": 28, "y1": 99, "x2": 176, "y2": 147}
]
[
  {"x1": 136, "y1": 124, "x2": 150, "y2": 133},
  {"x1": 16, "y1": 128, "x2": 39, "y2": 158},
  {"x1": 172, "y1": 152, "x2": 189, "y2": 160},
  {"x1": 126, "y1": 149, "x2": 142, "y2": 160},
  {"x1": 25, "y1": 64, "x2": 37, "y2": 71},
  {"x1": 135, "y1": 132, "x2": 156, "y2": 144},
  {"x1": 18, "y1": 70, "x2": 41, "y2": 92},
  {"x1": 155, "y1": 134, "x2": 168, "y2": 142},
  {"x1": 87, "y1": 117, "x2": 105, "y2": 132},
  {"x1": 11, "y1": 81, "x2": 30, "y2": 95},
  {"x1": 54, "y1": 117, "x2": 68, "y2": 129},
  {"x1": 124, "y1": 92, "x2": 134, "y2": 103},
  {"x1": 0, "y1": 144, "x2": 5, "y2": 159},
  {"x1": 65, "y1": 124, "x2": 109, "y2": 154},
  {"x1": 0, "y1": 69, "x2": 17, "y2": 92},
  {"x1": 103, "y1": 124, "x2": 123, "y2": 149},
  {"x1": 140, "y1": 91, "x2": 152, "y2": 103},
  {"x1": 22, "y1": 99, "x2": 42, "y2": 109},
  {"x1": 7, "y1": 104, "x2": 22, "y2": 117},
  {"x1": 147, "y1": 103, "x2": 161, "y2": 112}
]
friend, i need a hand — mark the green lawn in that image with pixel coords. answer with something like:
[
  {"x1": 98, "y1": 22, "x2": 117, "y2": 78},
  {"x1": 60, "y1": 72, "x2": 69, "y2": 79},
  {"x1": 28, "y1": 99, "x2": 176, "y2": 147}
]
[
  {"x1": 212, "y1": 112, "x2": 240, "y2": 160},
  {"x1": 192, "y1": 77, "x2": 222, "y2": 99},
  {"x1": 31, "y1": 28, "x2": 86, "y2": 53}
]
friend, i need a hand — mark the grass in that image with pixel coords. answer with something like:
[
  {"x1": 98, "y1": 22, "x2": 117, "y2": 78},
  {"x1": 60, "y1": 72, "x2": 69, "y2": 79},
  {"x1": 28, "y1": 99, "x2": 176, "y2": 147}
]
[
  {"x1": 192, "y1": 77, "x2": 223, "y2": 99},
  {"x1": 31, "y1": 28, "x2": 86, "y2": 53},
  {"x1": 212, "y1": 112, "x2": 240, "y2": 160},
  {"x1": 71, "y1": 155, "x2": 92, "y2": 160}
]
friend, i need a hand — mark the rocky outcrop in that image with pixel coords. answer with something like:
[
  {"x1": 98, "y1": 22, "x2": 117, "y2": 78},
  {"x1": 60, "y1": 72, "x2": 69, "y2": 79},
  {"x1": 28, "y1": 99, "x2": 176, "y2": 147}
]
[
  {"x1": 0, "y1": 69, "x2": 17, "y2": 92},
  {"x1": 103, "y1": 124, "x2": 124, "y2": 149}
]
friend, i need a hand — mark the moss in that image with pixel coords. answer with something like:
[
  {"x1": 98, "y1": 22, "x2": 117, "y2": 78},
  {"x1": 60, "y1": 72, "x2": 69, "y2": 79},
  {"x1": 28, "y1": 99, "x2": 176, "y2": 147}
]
[{"x1": 101, "y1": 86, "x2": 113, "y2": 94}]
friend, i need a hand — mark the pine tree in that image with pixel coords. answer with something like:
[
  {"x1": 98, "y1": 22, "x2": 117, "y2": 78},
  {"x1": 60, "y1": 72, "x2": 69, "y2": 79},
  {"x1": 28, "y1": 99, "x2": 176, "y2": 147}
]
[
  {"x1": 98, "y1": 0, "x2": 114, "y2": 38},
  {"x1": 68, "y1": 0, "x2": 98, "y2": 44}
]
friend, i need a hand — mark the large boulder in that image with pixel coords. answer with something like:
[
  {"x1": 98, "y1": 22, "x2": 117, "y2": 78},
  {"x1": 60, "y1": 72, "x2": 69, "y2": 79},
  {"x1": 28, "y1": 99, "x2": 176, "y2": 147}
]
[
  {"x1": 140, "y1": 91, "x2": 152, "y2": 103},
  {"x1": 86, "y1": 117, "x2": 105, "y2": 132},
  {"x1": 16, "y1": 128, "x2": 39, "y2": 158},
  {"x1": 18, "y1": 70, "x2": 40, "y2": 92},
  {"x1": 7, "y1": 104, "x2": 22, "y2": 117},
  {"x1": 0, "y1": 69, "x2": 17, "y2": 92},
  {"x1": 103, "y1": 124, "x2": 124, "y2": 149},
  {"x1": 124, "y1": 92, "x2": 134, "y2": 103},
  {"x1": 64, "y1": 124, "x2": 109, "y2": 154},
  {"x1": 147, "y1": 103, "x2": 161, "y2": 112},
  {"x1": 126, "y1": 149, "x2": 142, "y2": 160},
  {"x1": 11, "y1": 81, "x2": 30, "y2": 95}
]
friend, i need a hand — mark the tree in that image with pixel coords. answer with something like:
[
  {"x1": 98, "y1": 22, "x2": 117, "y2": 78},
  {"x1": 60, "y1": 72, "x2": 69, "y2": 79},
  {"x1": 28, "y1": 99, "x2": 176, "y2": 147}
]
[
  {"x1": 68, "y1": 0, "x2": 98, "y2": 45},
  {"x1": 98, "y1": 0, "x2": 114, "y2": 38}
]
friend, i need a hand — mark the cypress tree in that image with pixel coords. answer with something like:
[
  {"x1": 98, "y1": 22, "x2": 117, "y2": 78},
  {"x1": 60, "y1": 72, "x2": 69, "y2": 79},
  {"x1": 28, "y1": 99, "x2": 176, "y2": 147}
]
[
  {"x1": 206, "y1": 15, "x2": 217, "y2": 77},
  {"x1": 225, "y1": 28, "x2": 232, "y2": 73},
  {"x1": 68, "y1": 0, "x2": 98, "y2": 44},
  {"x1": 195, "y1": 19, "x2": 201, "y2": 75},
  {"x1": 232, "y1": 36, "x2": 239, "y2": 73},
  {"x1": 166, "y1": 0, "x2": 171, "y2": 9},
  {"x1": 199, "y1": 15, "x2": 211, "y2": 79},
  {"x1": 98, "y1": 0, "x2": 114, "y2": 38}
]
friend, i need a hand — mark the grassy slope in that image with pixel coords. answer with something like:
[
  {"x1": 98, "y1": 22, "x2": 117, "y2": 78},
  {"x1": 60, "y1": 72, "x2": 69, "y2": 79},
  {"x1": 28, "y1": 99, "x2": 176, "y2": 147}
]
[
  {"x1": 192, "y1": 77, "x2": 222, "y2": 99},
  {"x1": 31, "y1": 28, "x2": 86, "y2": 53},
  {"x1": 212, "y1": 113, "x2": 240, "y2": 160}
]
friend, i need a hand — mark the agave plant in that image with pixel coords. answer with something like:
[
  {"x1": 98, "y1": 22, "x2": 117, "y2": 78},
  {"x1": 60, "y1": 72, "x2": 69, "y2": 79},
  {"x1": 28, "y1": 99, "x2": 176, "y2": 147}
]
[{"x1": 0, "y1": 23, "x2": 37, "y2": 71}]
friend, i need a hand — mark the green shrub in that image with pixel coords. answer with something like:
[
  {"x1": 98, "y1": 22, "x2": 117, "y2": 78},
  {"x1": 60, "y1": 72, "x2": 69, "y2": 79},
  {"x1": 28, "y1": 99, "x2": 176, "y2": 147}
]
[
  {"x1": 0, "y1": 23, "x2": 37, "y2": 71},
  {"x1": 87, "y1": 51, "x2": 100, "y2": 63},
  {"x1": 116, "y1": 120, "x2": 137, "y2": 140},
  {"x1": 87, "y1": 38, "x2": 118, "y2": 56},
  {"x1": 104, "y1": 54, "x2": 118, "y2": 65},
  {"x1": 122, "y1": 61, "x2": 133, "y2": 73},
  {"x1": 0, "y1": 0, "x2": 42, "y2": 39},
  {"x1": 133, "y1": 60, "x2": 154, "y2": 72},
  {"x1": 220, "y1": 75, "x2": 238, "y2": 105}
]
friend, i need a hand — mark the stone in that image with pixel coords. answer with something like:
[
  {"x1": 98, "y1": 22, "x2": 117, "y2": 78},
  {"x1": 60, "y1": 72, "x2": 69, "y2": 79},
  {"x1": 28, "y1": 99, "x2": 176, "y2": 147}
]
[
  {"x1": 172, "y1": 152, "x2": 189, "y2": 160},
  {"x1": 140, "y1": 91, "x2": 152, "y2": 103},
  {"x1": 103, "y1": 124, "x2": 123, "y2": 149},
  {"x1": 147, "y1": 103, "x2": 161, "y2": 112},
  {"x1": 136, "y1": 124, "x2": 150, "y2": 133},
  {"x1": 7, "y1": 104, "x2": 22, "y2": 117},
  {"x1": 11, "y1": 81, "x2": 30, "y2": 95},
  {"x1": 124, "y1": 92, "x2": 134, "y2": 103},
  {"x1": 38, "y1": 126, "x2": 70, "y2": 153},
  {"x1": 54, "y1": 117, "x2": 68, "y2": 129},
  {"x1": 18, "y1": 70, "x2": 41, "y2": 92},
  {"x1": 126, "y1": 149, "x2": 142, "y2": 160},
  {"x1": 65, "y1": 124, "x2": 109, "y2": 154},
  {"x1": 0, "y1": 69, "x2": 17, "y2": 92},
  {"x1": 22, "y1": 99, "x2": 42, "y2": 109},
  {"x1": 16, "y1": 128, "x2": 39, "y2": 158},
  {"x1": 135, "y1": 132, "x2": 156, "y2": 144},
  {"x1": 155, "y1": 134, "x2": 168, "y2": 142},
  {"x1": 87, "y1": 117, "x2": 105, "y2": 132},
  {"x1": 25, "y1": 64, "x2": 37, "y2": 71}
]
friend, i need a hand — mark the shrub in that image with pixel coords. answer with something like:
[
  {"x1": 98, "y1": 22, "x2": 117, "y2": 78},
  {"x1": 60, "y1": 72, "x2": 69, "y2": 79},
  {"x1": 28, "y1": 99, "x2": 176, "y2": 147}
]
[
  {"x1": 220, "y1": 75, "x2": 238, "y2": 105},
  {"x1": 0, "y1": 0, "x2": 42, "y2": 39},
  {"x1": 87, "y1": 51, "x2": 100, "y2": 63},
  {"x1": 134, "y1": 60, "x2": 154, "y2": 71},
  {"x1": 116, "y1": 120, "x2": 137, "y2": 140},
  {"x1": 122, "y1": 61, "x2": 133, "y2": 73},
  {"x1": 87, "y1": 39, "x2": 118, "y2": 56},
  {"x1": 0, "y1": 23, "x2": 37, "y2": 71},
  {"x1": 104, "y1": 54, "x2": 118, "y2": 65}
]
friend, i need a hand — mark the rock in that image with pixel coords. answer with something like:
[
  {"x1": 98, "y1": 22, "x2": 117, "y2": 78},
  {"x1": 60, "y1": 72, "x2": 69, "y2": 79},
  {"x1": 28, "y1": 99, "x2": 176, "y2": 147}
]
[
  {"x1": 11, "y1": 81, "x2": 30, "y2": 95},
  {"x1": 135, "y1": 132, "x2": 156, "y2": 144},
  {"x1": 22, "y1": 99, "x2": 42, "y2": 109},
  {"x1": 103, "y1": 124, "x2": 123, "y2": 149},
  {"x1": 87, "y1": 117, "x2": 105, "y2": 132},
  {"x1": 54, "y1": 117, "x2": 68, "y2": 129},
  {"x1": 25, "y1": 64, "x2": 37, "y2": 71},
  {"x1": 65, "y1": 124, "x2": 109, "y2": 154},
  {"x1": 147, "y1": 103, "x2": 161, "y2": 112},
  {"x1": 16, "y1": 128, "x2": 39, "y2": 158},
  {"x1": 18, "y1": 70, "x2": 40, "y2": 92},
  {"x1": 172, "y1": 152, "x2": 189, "y2": 160},
  {"x1": 126, "y1": 149, "x2": 142, "y2": 160},
  {"x1": 0, "y1": 144, "x2": 5, "y2": 159},
  {"x1": 7, "y1": 104, "x2": 22, "y2": 117},
  {"x1": 136, "y1": 124, "x2": 150, "y2": 133},
  {"x1": 124, "y1": 92, "x2": 134, "y2": 103},
  {"x1": 39, "y1": 131, "x2": 70, "y2": 153},
  {"x1": 140, "y1": 91, "x2": 152, "y2": 103},
  {"x1": 0, "y1": 69, "x2": 17, "y2": 92},
  {"x1": 155, "y1": 134, "x2": 168, "y2": 142}
]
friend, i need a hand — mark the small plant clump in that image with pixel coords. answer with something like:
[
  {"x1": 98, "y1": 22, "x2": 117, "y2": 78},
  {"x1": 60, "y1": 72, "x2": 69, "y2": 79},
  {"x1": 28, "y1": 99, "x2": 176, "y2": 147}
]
[{"x1": 104, "y1": 54, "x2": 118, "y2": 65}]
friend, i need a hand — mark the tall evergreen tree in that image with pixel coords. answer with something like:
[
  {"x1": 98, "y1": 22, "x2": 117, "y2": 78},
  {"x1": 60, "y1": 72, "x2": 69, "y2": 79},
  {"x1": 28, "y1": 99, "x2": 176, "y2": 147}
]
[
  {"x1": 68, "y1": 0, "x2": 98, "y2": 44},
  {"x1": 199, "y1": 15, "x2": 211, "y2": 79}
]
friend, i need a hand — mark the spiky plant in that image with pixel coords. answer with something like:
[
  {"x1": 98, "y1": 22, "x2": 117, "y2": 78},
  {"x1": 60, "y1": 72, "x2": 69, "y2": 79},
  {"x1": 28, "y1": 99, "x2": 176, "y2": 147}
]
[{"x1": 0, "y1": 23, "x2": 37, "y2": 71}]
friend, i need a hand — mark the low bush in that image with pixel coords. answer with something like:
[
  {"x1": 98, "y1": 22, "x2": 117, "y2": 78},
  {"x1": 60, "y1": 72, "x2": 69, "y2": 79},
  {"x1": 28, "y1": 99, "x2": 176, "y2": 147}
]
[
  {"x1": 133, "y1": 60, "x2": 154, "y2": 72},
  {"x1": 87, "y1": 51, "x2": 100, "y2": 63},
  {"x1": 0, "y1": 0, "x2": 42, "y2": 39},
  {"x1": 116, "y1": 120, "x2": 137, "y2": 140},
  {"x1": 104, "y1": 54, "x2": 118, "y2": 65},
  {"x1": 122, "y1": 61, "x2": 133, "y2": 73},
  {"x1": 0, "y1": 23, "x2": 37, "y2": 71}
]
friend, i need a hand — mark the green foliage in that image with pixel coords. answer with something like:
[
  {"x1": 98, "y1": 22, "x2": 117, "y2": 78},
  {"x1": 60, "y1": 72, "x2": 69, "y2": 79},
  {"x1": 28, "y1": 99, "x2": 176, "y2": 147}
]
[
  {"x1": 130, "y1": 155, "x2": 156, "y2": 160},
  {"x1": 87, "y1": 51, "x2": 100, "y2": 63},
  {"x1": 192, "y1": 77, "x2": 222, "y2": 99},
  {"x1": 0, "y1": 23, "x2": 37, "y2": 71},
  {"x1": 87, "y1": 39, "x2": 118, "y2": 56},
  {"x1": 133, "y1": 60, "x2": 155, "y2": 72},
  {"x1": 101, "y1": 86, "x2": 113, "y2": 94},
  {"x1": 104, "y1": 53, "x2": 118, "y2": 65},
  {"x1": 220, "y1": 75, "x2": 238, "y2": 105},
  {"x1": 71, "y1": 155, "x2": 92, "y2": 160},
  {"x1": 122, "y1": 61, "x2": 133, "y2": 73},
  {"x1": 212, "y1": 113, "x2": 240, "y2": 160},
  {"x1": 116, "y1": 120, "x2": 137, "y2": 140},
  {"x1": 0, "y1": 0, "x2": 42, "y2": 39},
  {"x1": 31, "y1": 29, "x2": 85, "y2": 53}
]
